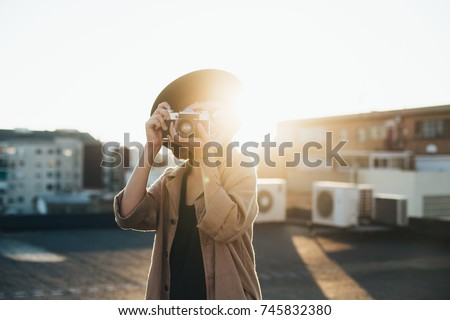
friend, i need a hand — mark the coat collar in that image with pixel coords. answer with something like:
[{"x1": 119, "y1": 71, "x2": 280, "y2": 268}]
[
  {"x1": 165, "y1": 163, "x2": 186, "y2": 216},
  {"x1": 164, "y1": 162, "x2": 206, "y2": 220}
]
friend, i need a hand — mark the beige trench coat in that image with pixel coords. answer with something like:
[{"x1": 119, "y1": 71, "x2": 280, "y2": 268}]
[{"x1": 113, "y1": 152, "x2": 262, "y2": 299}]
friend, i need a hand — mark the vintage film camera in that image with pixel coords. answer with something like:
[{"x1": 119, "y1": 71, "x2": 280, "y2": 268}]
[{"x1": 163, "y1": 108, "x2": 210, "y2": 141}]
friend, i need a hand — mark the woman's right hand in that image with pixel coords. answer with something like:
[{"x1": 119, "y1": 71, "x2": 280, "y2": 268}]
[
  {"x1": 145, "y1": 102, "x2": 171, "y2": 150},
  {"x1": 120, "y1": 102, "x2": 172, "y2": 216}
]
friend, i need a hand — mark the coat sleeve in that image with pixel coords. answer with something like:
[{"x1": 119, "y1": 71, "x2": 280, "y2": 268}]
[
  {"x1": 113, "y1": 177, "x2": 163, "y2": 232},
  {"x1": 197, "y1": 153, "x2": 258, "y2": 243}
]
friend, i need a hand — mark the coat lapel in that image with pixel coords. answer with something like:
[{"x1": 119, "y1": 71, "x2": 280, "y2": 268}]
[
  {"x1": 165, "y1": 164, "x2": 186, "y2": 219},
  {"x1": 165, "y1": 162, "x2": 207, "y2": 222}
]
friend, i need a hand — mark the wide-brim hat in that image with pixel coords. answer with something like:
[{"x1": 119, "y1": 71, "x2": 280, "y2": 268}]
[{"x1": 151, "y1": 69, "x2": 243, "y2": 115}]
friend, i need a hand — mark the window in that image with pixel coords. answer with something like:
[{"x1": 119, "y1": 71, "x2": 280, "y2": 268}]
[
  {"x1": 7, "y1": 147, "x2": 16, "y2": 155},
  {"x1": 0, "y1": 171, "x2": 7, "y2": 180},
  {"x1": 358, "y1": 128, "x2": 366, "y2": 143},
  {"x1": 63, "y1": 149, "x2": 73, "y2": 157},
  {"x1": 0, "y1": 159, "x2": 7, "y2": 168},
  {"x1": 415, "y1": 119, "x2": 450, "y2": 139},
  {"x1": 47, "y1": 159, "x2": 56, "y2": 168},
  {"x1": 370, "y1": 126, "x2": 380, "y2": 141}
]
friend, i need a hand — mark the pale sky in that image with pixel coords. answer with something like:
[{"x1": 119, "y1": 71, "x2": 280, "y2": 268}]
[{"x1": 1, "y1": 0, "x2": 450, "y2": 144}]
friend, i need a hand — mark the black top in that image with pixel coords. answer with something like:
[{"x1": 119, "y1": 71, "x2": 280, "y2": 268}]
[{"x1": 169, "y1": 170, "x2": 207, "y2": 300}]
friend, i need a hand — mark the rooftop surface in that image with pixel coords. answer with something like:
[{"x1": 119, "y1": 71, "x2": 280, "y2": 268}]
[{"x1": 0, "y1": 218, "x2": 448, "y2": 300}]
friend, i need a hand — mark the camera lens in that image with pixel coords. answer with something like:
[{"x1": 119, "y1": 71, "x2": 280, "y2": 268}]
[{"x1": 178, "y1": 120, "x2": 194, "y2": 137}]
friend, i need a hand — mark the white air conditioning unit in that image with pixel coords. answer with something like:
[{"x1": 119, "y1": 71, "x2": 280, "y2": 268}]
[
  {"x1": 373, "y1": 193, "x2": 408, "y2": 227},
  {"x1": 312, "y1": 181, "x2": 359, "y2": 228},
  {"x1": 255, "y1": 178, "x2": 286, "y2": 223}
]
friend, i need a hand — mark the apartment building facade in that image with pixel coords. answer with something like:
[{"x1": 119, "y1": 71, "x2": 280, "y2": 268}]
[{"x1": 0, "y1": 129, "x2": 102, "y2": 214}]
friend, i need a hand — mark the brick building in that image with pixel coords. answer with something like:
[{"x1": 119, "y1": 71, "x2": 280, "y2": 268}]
[{"x1": 258, "y1": 105, "x2": 450, "y2": 209}]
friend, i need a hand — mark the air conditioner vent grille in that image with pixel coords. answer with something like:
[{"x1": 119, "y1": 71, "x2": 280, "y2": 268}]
[
  {"x1": 423, "y1": 195, "x2": 450, "y2": 218},
  {"x1": 359, "y1": 188, "x2": 373, "y2": 219},
  {"x1": 317, "y1": 191, "x2": 333, "y2": 218},
  {"x1": 374, "y1": 195, "x2": 408, "y2": 226}
]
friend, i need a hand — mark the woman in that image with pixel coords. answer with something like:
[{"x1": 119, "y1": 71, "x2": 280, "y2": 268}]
[{"x1": 113, "y1": 69, "x2": 261, "y2": 299}]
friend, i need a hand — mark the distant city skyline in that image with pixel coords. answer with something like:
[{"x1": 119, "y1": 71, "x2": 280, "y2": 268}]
[{"x1": 1, "y1": 0, "x2": 450, "y2": 144}]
